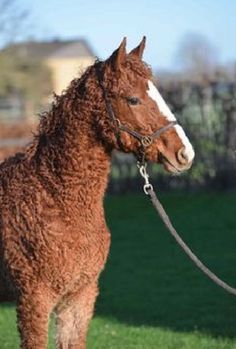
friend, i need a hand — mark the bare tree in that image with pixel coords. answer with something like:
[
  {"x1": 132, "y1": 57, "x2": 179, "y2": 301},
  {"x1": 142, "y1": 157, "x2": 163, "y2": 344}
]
[
  {"x1": 176, "y1": 32, "x2": 219, "y2": 80},
  {"x1": 0, "y1": 0, "x2": 29, "y2": 46}
]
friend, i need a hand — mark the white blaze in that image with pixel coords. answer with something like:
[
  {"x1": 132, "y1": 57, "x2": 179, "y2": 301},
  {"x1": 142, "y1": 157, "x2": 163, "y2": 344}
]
[{"x1": 147, "y1": 80, "x2": 195, "y2": 162}]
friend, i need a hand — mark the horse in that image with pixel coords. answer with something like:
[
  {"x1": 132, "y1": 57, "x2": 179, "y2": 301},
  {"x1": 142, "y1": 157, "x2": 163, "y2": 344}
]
[{"x1": 0, "y1": 37, "x2": 194, "y2": 349}]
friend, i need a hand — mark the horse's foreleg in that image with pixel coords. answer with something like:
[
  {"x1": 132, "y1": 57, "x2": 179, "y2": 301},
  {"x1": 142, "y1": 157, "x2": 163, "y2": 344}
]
[
  {"x1": 17, "y1": 287, "x2": 53, "y2": 349},
  {"x1": 55, "y1": 282, "x2": 98, "y2": 349}
]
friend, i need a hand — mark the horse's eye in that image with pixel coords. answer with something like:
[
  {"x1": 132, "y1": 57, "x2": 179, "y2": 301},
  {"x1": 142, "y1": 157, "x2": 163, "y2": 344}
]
[{"x1": 126, "y1": 97, "x2": 141, "y2": 106}]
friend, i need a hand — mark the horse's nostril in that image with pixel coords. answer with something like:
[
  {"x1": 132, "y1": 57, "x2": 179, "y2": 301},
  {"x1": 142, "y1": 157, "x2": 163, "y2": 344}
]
[{"x1": 177, "y1": 147, "x2": 189, "y2": 165}]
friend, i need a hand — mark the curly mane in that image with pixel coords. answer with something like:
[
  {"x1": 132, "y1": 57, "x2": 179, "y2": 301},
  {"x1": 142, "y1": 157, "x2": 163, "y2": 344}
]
[{"x1": 38, "y1": 55, "x2": 152, "y2": 135}]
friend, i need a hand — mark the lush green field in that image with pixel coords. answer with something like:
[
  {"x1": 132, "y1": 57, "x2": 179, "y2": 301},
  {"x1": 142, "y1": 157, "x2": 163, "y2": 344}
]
[{"x1": 1, "y1": 191, "x2": 236, "y2": 348}]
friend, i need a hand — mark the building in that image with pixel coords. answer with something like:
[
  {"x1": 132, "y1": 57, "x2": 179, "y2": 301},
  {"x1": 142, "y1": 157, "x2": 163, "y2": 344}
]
[
  {"x1": 46, "y1": 40, "x2": 95, "y2": 94},
  {"x1": 0, "y1": 39, "x2": 96, "y2": 121},
  {"x1": 4, "y1": 38, "x2": 96, "y2": 94}
]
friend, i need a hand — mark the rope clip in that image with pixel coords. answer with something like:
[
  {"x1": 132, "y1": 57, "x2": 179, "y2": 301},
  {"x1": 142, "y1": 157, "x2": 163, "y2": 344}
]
[{"x1": 137, "y1": 162, "x2": 153, "y2": 195}]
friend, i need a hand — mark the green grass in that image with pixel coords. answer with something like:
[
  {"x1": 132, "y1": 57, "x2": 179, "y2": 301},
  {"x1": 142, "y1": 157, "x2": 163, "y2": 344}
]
[{"x1": 1, "y1": 191, "x2": 236, "y2": 348}]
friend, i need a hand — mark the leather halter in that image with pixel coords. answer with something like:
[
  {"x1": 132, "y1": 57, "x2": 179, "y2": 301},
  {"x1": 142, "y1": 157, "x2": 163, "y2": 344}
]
[{"x1": 96, "y1": 62, "x2": 177, "y2": 165}]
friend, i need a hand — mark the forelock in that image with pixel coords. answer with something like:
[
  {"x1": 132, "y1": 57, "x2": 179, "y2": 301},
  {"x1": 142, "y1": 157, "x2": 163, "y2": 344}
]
[{"x1": 125, "y1": 56, "x2": 152, "y2": 80}]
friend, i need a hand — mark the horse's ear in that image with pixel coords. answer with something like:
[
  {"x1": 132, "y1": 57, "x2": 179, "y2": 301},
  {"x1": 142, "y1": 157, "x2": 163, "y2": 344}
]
[
  {"x1": 109, "y1": 37, "x2": 127, "y2": 71},
  {"x1": 129, "y1": 36, "x2": 146, "y2": 59}
]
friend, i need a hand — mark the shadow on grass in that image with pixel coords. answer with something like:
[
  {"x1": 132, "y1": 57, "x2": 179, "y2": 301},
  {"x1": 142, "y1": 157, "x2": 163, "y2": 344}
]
[
  {"x1": 0, "y1": 302, "x2": 15, "y2": 308},
  {"x1": 96, "y1": 192, "x2": 236, "y2": 338}
]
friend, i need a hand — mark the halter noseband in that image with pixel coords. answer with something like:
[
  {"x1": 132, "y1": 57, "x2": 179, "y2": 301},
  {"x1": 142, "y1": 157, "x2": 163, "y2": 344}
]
[{"x1": 96, "y1": 62, "x2": 177, "y2": 165}]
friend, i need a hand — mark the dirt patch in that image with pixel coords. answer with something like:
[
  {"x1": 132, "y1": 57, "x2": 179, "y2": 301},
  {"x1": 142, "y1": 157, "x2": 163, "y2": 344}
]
[
  {"x1": 0, "y1": 122, "x2": 36, "y2": 162},
  {"x1": 0, "y1": 122, "x2": 37, "y2": 139}
]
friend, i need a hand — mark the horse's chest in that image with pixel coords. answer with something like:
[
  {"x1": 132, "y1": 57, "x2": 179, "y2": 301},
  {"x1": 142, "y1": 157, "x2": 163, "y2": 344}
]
[
  {"x1": 46, "y1": 222, "x2": 111, "y2": 292},
  {"x1": 74, "y1": 230, "x2": 110, "y2": 269}
]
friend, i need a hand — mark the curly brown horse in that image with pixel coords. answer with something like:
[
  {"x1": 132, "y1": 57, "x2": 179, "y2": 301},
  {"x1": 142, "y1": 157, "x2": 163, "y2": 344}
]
[{"x1": 0, "y1": 37, "x2": 194, "y2": 349}]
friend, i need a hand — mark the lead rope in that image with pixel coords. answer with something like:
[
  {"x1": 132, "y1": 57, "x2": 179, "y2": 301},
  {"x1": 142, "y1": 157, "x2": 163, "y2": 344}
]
[
  {"x1": 96, "y1": 62, "x2": 236, "y2": 296},
  {"x1": 138, "y1": 163, "x2": 236, "y2": 296}
]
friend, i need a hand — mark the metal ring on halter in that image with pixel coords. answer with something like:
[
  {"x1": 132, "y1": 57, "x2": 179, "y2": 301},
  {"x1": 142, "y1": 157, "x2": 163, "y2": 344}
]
[
  {"x1": 143, "y1": 183, "x2": 153, "y2": 195},
  {"x1": 141, "y1": 136, "x2": 153, "y2": 147}
]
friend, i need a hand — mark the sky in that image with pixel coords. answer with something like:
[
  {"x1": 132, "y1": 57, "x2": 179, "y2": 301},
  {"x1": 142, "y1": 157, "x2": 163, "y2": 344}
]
[{"x1": 17, "y1": 0, "x2": 236, "y2": 71}]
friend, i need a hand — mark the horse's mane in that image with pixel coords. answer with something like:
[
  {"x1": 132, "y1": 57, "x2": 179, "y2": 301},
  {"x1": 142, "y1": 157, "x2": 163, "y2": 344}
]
[
  {"x1": 40, "y1": 56, "x2": 151, "y2": 129},
  {"x1": 37, "y1": 64, "x2": 94, "y2": 136},
  {"x1": 24, "y1": 55, "x2": 152, "y2": 162}
]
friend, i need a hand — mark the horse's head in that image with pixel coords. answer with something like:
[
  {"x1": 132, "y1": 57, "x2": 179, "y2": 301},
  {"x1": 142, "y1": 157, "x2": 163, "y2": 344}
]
[{"x1": 96, "y1": 37, "x2": 194, "y2": 173}]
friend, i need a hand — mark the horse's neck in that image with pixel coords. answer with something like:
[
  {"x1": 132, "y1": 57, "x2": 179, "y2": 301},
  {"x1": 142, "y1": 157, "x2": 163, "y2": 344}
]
[
  {"x1": 35, "y1": 107, "x2": 111, "y2": 210},
  {"x1": 62, "y1": 137, "x2": 111, "y2": 211}
]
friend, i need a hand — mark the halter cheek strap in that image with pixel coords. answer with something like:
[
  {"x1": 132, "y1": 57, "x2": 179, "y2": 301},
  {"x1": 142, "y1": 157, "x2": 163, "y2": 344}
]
[
  {"x1": 96, "y1": 62, "x2": 177, "y2": 165},
  {"x1": 117, "y1": 119, "x2": 177, "y2": 165}
]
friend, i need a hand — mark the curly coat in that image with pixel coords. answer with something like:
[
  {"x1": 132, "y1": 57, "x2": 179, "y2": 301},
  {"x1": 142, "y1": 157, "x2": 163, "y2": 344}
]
[
  {"x1": 0, "y1": 37, "x2": 192, "y2": 349},
  {"x1": 0, "y1": 37, "x2": 153, "y2": 349}
]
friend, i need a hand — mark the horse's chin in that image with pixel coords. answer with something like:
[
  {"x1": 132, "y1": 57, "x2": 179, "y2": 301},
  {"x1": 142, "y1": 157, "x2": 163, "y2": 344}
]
[
  {"x1": 161, "y1": 158, "x2": 182, "y2": 174},
  {"x1": 160, "y1": 155, "x2": 193, "y2": 174}
]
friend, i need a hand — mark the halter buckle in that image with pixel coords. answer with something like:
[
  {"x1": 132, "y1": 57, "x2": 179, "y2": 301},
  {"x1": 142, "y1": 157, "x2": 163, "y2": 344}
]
[{"x1": 141, "y1": 136, "x2": 153, "y2": 147}]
